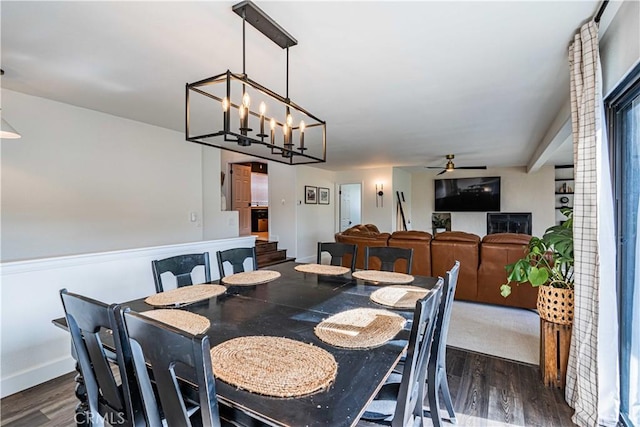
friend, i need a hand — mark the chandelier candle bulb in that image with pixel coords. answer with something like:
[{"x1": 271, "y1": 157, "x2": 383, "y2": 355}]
[
  {"x1": 270, "y1": 118, "x2": 276, "y2": 144},
  {"x1": 259, "y1": 102, "x2": 266, "y2": 136},
  {"x1": 283, "y1": 123, "x2": 289, "y2": 145},
  {"x1": 222, "y1": 97, "x2": 229, "y2": 130},
  {"x1": 299, "y1": 120, "x2": 305, "y2": 150}
]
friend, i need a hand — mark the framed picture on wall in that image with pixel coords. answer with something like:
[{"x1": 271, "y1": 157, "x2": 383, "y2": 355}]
[
  {"x1": 305, "y1": 186, "x2": 317, "y2": 204},
  {"x1": 319, "y1": 187, "x2": 330, "y2": 204}
]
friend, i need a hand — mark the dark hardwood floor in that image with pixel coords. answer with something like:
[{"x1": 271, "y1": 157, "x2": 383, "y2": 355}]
[{"x1": 0, "y1": 347, "x2": 575, "y2": 427}]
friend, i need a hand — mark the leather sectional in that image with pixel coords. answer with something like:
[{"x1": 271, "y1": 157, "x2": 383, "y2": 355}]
[{"x1": 335, "y1": 224, "x2": 537, "y2": 309}]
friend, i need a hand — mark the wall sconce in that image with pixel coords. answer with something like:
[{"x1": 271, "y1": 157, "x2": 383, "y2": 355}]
[{"x1": 376, "y1": 183, "x2": 384, "y2": 207}]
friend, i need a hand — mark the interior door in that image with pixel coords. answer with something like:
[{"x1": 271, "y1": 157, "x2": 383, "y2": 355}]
[
  {"x1": 339, "y1": 183, "x2": 362, "y2": 232},
  {"x1": 231, "y1": 164, "x2": 252, "y2": 235}
]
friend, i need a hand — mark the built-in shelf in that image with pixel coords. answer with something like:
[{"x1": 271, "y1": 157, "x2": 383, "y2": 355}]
[{"x1": 555, "y1": 165, "x2": 574, "y2": 225}]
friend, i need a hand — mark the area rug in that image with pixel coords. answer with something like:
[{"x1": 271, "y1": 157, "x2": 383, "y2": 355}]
[{"x1": 447, "y1": 300, "x2": 539, "y2": 365}]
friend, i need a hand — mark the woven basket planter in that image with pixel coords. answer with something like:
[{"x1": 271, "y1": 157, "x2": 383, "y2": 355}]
[{"x1": 537, "y1": 285, "x2": 574, "y2": 325}]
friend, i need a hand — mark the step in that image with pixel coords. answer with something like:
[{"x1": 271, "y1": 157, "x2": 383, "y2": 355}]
[
  {"x1": 257, "y1": 249, "x2": 288, "y2": 267},
  {"x1": 255, "y1": 241, "x2": 278, "y2": 255}
]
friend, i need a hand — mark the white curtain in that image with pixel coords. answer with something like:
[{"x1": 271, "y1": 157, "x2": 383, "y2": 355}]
[{"x1": 565, "y1": 20, "x2": 620, "y2": 426}]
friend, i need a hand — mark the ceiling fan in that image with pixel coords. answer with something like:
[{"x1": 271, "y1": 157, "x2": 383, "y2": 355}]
[{"x1": 425, "y1": 154, "x2": 487, "y2": 175}]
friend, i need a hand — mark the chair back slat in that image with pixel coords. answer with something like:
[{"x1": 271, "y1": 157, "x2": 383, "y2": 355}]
[
  {"x1": 152, "y1": 253, "x2": 211, "y2": 293},
  {"x1": 59, "y1": 289, "x2": 141, "y2": 427},
  {"x1": 122, "y1": 309, "x2": 221, "y2": 427},
  {"x1": 216, "y1": 247, "x2": 257, "y2": 279},
  {"x1": 317, "y1": 242, "x2": 357, "y2": 271},
  {"x1": 365, "y1": 246, "x2": 414, "y2": 273},
  {"x1": 432, "y1": 261, "x2": 460, "y2": 369},
  {"x1": 392, "y1": 277, "x2": 443, "y2": 427}
]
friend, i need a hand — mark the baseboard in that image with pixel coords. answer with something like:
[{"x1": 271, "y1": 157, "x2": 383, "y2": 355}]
[
  {"x1": 295, "y1": 255, "x2": 316, "y2": 263},
  {"x1": 1, "y1": 356, "x2": 75, "y2": 398}
]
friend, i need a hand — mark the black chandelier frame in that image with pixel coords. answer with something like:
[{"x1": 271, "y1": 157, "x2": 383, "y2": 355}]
[{"x1": 185, "y1": 1, "x2": 326, "y2": 165}]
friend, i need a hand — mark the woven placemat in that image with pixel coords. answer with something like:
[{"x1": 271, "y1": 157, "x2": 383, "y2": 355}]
[
  {"x1": 221, "y1": 270, "x2": 281, "y2": 286},
  {"x1": 314, "y1": 308, "x2": 406, "y2": 349},
  {"x1": 140, "y1": 309, "x2": 210, "y2": 335},
  {"x1": 210, "y1": 336, "x2": 337, "y2": 398},
  {"x1": 370, "y1": 285, "x2": 430, "y2": 309},
  {"x1": 144, "y1": 284, "x2": 226, "y2": 307},
  {"x1": 352, "y1": 270, "x2": 415, "y2": 284},
  {"x1": 294, "y1": 264, "x2": 350, "y2": 276}
]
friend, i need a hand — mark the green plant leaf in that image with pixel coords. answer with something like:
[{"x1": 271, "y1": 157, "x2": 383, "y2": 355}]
[
  {"x1": 500, "y1": 284, "x2": 512, "y2": 297},
  {"x1": 528, "y1": 266, "x2": 549, "y2": 286}
]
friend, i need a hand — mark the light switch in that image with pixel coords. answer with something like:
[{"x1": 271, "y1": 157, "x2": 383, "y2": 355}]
[{"x1": 190, "y1": 212, "x2": 197, "y2": 222}]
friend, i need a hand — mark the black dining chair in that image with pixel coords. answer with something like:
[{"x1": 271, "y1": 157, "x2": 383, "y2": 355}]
[
  {"x1": 151, "y1": 253, "x2": 211, "y2": 293},
  {"x1": 361, "y1": 277, "x2": 444, "y2": 426},
  {"x1": 364, "y1": 246, "x2": 413, "y2": 273},
  {"x1": 423, "y1": 261, "x2": 460, "y2": 427},
  {"x1": 216, "y1": 247, "x2": 258, "y2": 279},
  {"x1": 317, "y1": 242, "x2": 357, "y2": 271},
  {"x1": 59, "y1": 289, "x2": 144, "y2": 427},
  {"x1": 121, "y1": 308, "x2": 224, "y2": 427}
]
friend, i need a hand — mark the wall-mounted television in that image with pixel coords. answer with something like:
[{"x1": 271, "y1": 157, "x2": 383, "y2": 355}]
[{"x1": 434, "y1": 177, "x2": 501, "y2": 212}]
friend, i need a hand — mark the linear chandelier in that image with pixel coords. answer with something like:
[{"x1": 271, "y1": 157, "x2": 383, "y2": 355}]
[{"x1": 185, "y1": 1, "x2": 326, "y2": 165}]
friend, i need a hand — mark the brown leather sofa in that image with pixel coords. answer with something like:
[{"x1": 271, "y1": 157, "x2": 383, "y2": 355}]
[
  {"x1": 431, "y1": 231, "x2": 481, "y2": 301},
  {"x1": 334, "y1": 224, "x2": 390, "y2": 270},
  {"x1": 335, "y1": 224, "x2": 536, "y2": 309},
  {"x1": 388, "y1": 231, "x2": 433, "y2": 276},
  {"x1": 477, "y1": 233, "x2": 538, "y2": 309}
]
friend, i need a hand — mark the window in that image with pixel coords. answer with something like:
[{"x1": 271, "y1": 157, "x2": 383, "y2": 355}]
[{"x1": 607, "y1": 63, "x2": 640, "y2": 427}]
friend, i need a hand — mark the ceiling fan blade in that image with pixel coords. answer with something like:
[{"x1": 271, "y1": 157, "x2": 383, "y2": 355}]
[
  {"x1": 455, "y1": 166, "x2": 487, "y2": 170},
  {"x1": 436, "y1": 170, "x2": 447, "y2": 176},
  {"x1": 425, "y1": 166, "x2": 445, "y2": 169}
]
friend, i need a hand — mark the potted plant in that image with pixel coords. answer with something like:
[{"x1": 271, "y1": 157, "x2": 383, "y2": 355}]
[{"x1": 500, "y1": 207, "x2": 574, "y2": 325}]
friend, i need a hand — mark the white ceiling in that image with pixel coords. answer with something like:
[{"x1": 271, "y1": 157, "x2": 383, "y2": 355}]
[{"x1": 1, "y1": 1, "x2": 597, "y2": 171}]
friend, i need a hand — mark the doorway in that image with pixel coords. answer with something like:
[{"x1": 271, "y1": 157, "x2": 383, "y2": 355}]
[
  {"x1": 230, "y1": 162, "x2": 270, "y2": 239},
  {"x1": 339, "y1": 183, "x2": 362, "y2": 232}
]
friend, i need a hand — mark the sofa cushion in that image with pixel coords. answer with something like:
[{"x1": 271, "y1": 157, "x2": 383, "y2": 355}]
[
  {"x1": 482, "y1": 233, "x2": 531, "y2": 245},
  {"x1": 431, "y1": 231, "x2": 480, "y2": 301},
  {"x1": 389, "y1": 231, "x2": 432, "y2": 276},
  {"x1": 434, "y1": 231, "x2": 481, "y2": 243},
  {"x1": 478, "y1": 233, "x2": 537, "y2": 308},
  {"x1": 335, "y1": 226, "x2": 390, "y2": 270}
]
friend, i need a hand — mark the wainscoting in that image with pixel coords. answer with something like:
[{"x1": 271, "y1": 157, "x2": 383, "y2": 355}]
[{"x1": 0, "y1": 236, "x2": 255, "y2": 398}]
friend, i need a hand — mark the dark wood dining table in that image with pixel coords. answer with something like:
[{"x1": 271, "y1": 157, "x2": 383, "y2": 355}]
[{"x1": 53, "y1": 261, "x2": 441, "y2": 427}]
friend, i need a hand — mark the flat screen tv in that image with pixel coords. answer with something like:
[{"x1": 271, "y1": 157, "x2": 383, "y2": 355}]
[{"x1": 434, "y1": 177, "x2": 501, "y2": 212}]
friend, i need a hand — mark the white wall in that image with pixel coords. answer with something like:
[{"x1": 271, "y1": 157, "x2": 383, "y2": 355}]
[
  {"x1": 0, "y1": 236, "x2": 254, "y2": 398},
  {"x1": 267, "y1": 163, "x2": 297, "y2": 255},
  {"x1": 392, "y1": 167, "x2": 412, "y2": 231},
  {"x1": 1, "y1": 89, "x2": 237, "y2": 261},
  {"x1": 335, "y1": 167, "x2": 394, "y2": 232},
  {"x1": 410, "y1": 166, "x2": 555, "y2": 237},
  {"x1": 295, "y1": 166, "x2": 337, "y2": 262},
  {"x1": 601, "y1": 0, "x2": 640, "y2": 95},
  {"x1": 202, "y1": 148, "x2": 239, "y2": 240}
]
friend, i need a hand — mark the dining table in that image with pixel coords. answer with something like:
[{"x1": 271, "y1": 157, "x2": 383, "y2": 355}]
[{"x1": 53, "y1": 261, "x2": 442, "y2": 427}]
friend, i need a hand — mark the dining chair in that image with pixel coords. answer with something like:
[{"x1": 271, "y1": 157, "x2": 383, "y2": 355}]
[
  {"x1": 151, "y1": 253, "x2": 211, "y2": 293},
  {"x1": 423, "y1": 260, "x2": 460, "y2": 427},
  {"x1": 364, "y1": 246, "x2": 413, "y2": 273},
  {"x1": 121, "y1": 308, "x2": 223, "y2": 427},
  {"x1": 59, "y1": 289, "x2": 144, "y2": 427},
  {"x1": 317, "y1": 242, "x2": 357, "y2": 271},
  {"x1": 216, "y1": 247, "x2": 258, "y2": 279},
  {"x1": 361, "y1": 277, "x2": 444, "y2": 426}
]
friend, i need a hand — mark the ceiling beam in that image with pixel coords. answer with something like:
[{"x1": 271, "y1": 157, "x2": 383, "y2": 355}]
[{"x1": 527, "y1": 99, "x2": 572, "y2": 173}]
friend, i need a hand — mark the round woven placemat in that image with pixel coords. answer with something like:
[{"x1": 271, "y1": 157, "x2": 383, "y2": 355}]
[
  {"x1": 370, "y1": 285, "x2": 429, "y2": 309},
  {"x1": 210, "y1": 336, "x2": 337, "y2": 398},
  {"x1": 140, "y1": 309, "x2": 210, "y2": 335},
  {"x1": 221, "y1": 270, "x2": 281, "y2": 286},
  {"x1": 294, "y1": 264, "x2": 350, "y2": 276},
  {"x1": 144, "y1": 284, "x2": 227, "y2": 307},
  {"x1": 352, "y1": 270, "x2": 415, "y2": 284},
  {"x1": 314, "y1": 308, "x2": 406, "y2": 349}
]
